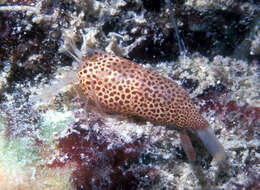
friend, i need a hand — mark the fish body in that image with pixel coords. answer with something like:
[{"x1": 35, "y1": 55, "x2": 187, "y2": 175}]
[
  {"x1": 77, "y1": 50, "x2": 224, "y2": 162},
  {"x1": 78, "y1": 51, "x2": 207, "y2": 129}
]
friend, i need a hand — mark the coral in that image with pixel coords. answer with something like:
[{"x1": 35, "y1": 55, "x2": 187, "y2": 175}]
[
  {"x1": 250, "y1": 19, "x2": 260, "y2": 56},
  {"x1": 211, "y1": 56, "x2": 260, "y2": 107},
  {"x1": 184, "y1": 0, "x2": 235, "y2": 11},
  {"x1": 1, "y1": 0, "x2": 39, "y2": 6},
  {"x1": 166, "y1": 54, "x2": 260, "y2": 108},
  {"x1": 0, "y1": 61, "x2": 11, "y2": 96},
  {"x1": 251, "y1": 33, "x2": 260, "y2": 56}
]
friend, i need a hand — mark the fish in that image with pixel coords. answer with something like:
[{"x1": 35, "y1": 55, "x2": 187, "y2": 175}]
[{"x1": 67, "y1": 41, "x2": 225, "y2": 163}]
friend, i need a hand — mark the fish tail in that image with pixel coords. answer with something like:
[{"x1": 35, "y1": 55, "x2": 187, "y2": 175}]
[{"x1": 196, "y1": 127, "x2": 225, "y2": 163}]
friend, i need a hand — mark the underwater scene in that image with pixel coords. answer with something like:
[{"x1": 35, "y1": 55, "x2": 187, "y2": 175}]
[{"x1": 0, "y1": 0, "x2": 259, "y2": 189}]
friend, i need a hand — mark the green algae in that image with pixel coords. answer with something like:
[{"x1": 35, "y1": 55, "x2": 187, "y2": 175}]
[
  {"x1": 0, "y1": 108, "x2": 74, "y2": 167},
  {"x1": 0, "y1": 117, "x2": 41, "y2": 179},
  {"x1": 0, "y1": 117, "x2": 41, "y2": 168},
  {"x1": 37, "y1": 110, "x2": 74, "y2": 144},
  {"x1": 0, "y1": 110, "x2": 73, "y2": 189},
  {"x1": 0, "y1": 108, "x2": 75, "y2": 189},
  {"x1": 0, "y1": 138, "x2": 41, "y2": 168},
  {"x1": 0, "y1": 115, "x2": 6, "y2": 133}
]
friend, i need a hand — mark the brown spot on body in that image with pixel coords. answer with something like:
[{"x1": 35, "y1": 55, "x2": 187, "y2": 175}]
[{"x1": 77, "y1": 51, "x2": 209, "y2": 130}]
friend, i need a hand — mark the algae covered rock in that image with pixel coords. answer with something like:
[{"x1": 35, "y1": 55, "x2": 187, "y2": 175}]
[{"x1": 0, "y1": 0, "x2": 259, "y2": 189}]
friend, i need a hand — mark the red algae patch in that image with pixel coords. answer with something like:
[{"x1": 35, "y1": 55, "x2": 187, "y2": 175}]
[
  {"x1": 195, "y1": 88, "x2": 260, "y2": 139},
  {"x1": 49, "y1": 121, "x2": 159, "y2": 190}
]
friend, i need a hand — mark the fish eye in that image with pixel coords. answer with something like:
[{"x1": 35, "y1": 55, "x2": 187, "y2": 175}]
[{"x1": 87, "y1": 51, "x2": 94, "y2": 58}]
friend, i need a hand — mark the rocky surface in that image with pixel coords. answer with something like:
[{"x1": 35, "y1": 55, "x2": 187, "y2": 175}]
[{"x1": 0, "y1": 0, "x2": 259, "y2": 189}]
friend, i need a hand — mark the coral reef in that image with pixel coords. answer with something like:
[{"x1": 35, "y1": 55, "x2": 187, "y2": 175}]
[
  {"x1": 184, "y1": 0, "x2": 235, "y2": 11},
  {"x1": 0, "y1": 0, "x2": 259, "y2": 190},
  {"x1": 250, "y1": 19, "x2": 260, "y2": 57}
]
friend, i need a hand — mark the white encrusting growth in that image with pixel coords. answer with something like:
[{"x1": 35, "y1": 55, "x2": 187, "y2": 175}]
[{"x1": 0, "y1": 5, "x2": 39, "y2": 13}]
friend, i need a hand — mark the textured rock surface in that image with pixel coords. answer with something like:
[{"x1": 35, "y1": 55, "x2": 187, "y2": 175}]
[{"x1": 0, "y1": 0, "x2": 259, "y2": 190}]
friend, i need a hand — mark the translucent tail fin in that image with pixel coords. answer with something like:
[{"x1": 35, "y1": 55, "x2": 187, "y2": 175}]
[{"x1": 196, "y1": 127, "x2": 225, "y2": 163}]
